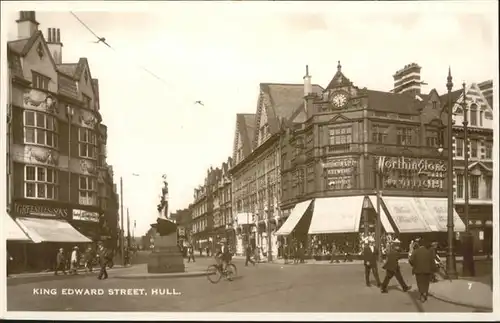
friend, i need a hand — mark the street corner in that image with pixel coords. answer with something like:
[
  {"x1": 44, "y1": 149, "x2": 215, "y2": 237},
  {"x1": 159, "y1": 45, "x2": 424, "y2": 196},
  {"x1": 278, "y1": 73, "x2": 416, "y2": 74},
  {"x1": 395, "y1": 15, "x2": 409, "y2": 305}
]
[{"x1": 429, "y1": 279, "x2": 493, "y2": 310}]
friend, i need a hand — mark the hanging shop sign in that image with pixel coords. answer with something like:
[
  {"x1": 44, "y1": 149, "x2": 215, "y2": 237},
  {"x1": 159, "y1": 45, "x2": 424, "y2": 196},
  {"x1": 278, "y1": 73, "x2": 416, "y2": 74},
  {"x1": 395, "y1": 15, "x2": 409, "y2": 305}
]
[
  {"x1": 376, "y1": 156, "x2": 446, "y2": 190},
  {"x1": 14, "y1": 203, "x2": 68, "y2": 218},
  {"x1": 72, "y1": 209, "x2": 100, "y2": 222}
]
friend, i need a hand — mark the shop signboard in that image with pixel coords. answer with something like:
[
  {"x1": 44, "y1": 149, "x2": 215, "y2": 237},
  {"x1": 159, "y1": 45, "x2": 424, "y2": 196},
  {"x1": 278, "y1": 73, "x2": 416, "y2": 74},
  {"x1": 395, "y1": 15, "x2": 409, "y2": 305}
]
[
  {"x1": 14, "y1": 203, "x2": 68, "y2": 218},
  {"x1": 72, "y1": 209, "x2": 100, "y2": 223},
  {"x1": 377, "y1": 156, "x2": 446, "y2": 191},
  {"x1": 323, "y1": 156, "x2": 358, "y2": 190},
  {"x1": 418, "y1": 198, "x2": 466, "y2": 232}
]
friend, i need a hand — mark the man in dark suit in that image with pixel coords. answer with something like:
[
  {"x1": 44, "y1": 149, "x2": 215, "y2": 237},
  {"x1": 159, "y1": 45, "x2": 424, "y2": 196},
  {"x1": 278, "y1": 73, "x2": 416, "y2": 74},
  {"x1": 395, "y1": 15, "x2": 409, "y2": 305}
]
[
  {"x1": 245, "y1": 244, "x2": 255, "y2": 266},
  {"x1": 409, "y1": 239, "x2": 436, "y2": 302},
  {"x1": 363, "y1": 238, "x2": 381, "y2": 287},
  {"x1": 97, "y1": 243, "x2": 109, "y2": 280},
  {"x1": 380, "y1": 239, "x2": 411, "y2": 293},
  {"x1": 54, "y1": 248, "x2": 67, "y2": 275}
]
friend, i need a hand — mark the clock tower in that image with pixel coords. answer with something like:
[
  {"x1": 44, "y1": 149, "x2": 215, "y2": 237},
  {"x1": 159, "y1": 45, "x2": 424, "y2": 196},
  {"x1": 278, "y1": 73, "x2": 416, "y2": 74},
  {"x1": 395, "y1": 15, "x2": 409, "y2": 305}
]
[{"x1": 325, "y1": 61, "x2": 355, "y2": 110}]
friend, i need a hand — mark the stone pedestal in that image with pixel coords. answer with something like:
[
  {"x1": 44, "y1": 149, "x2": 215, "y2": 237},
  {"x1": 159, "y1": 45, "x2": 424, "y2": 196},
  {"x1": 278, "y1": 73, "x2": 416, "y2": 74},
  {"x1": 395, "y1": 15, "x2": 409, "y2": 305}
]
[{"x1": 147, "y1": 233, "x2": 185, "y2": 273}]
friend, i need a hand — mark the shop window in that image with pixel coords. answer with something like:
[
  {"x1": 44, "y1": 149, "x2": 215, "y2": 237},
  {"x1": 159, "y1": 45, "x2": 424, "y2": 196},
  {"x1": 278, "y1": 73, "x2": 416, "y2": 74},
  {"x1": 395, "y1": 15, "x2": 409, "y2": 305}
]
[
  {"x1": 372, "y1": 125, "x2": 389, "y2": 144},
  {"x1": 470, "y1": 139, "x2": 478, "y2": 158},
  {"x1": 24, "y1": 110, "x2": 58, "y2": 148},
  {"x1": 79, "y1": 175, "x2": 97, "y2": 205},
  {"x1": 469, "y1": 104, "x2": 478, "y2": 126},
  {"x1": 485, "y1": 142, "x2": 492, "y2": 159},
  {"x1": 24, "y1": 165, "x2": 58, "y2": 200},
  {"x1": 456, "y1": 174, "x2": 464, "y2": 198},
  {"x1": 329, "y1": 126, "x2": 352, "y2": 145},
  {"x1": 32, "y1": 71, "x2": 50, "y2": 90},
  {"x1": 455, "y1": 138, "x2": 464, "y2": 157},
  {"x1": 79, "y1": 128, "x2": 97, "y2": 159},
  {"x1": 396, "y1": 127, "x2": 413, "y2": 146},
  {"x1": 470, "y1": 175, "x2": 479, "y2": 199},
  {"x1": 485, "y1": 176, "x2": 492, "y2": 199}
]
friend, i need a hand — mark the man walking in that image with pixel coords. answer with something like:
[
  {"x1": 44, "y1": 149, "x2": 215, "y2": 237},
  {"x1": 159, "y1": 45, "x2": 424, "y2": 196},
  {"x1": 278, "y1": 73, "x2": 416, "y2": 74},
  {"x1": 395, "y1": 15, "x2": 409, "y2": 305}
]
[
  {"x1": 97, "y1": 243, "x2": 109, "y2": 280},
  {"x1": 380, "y1": 239, "x2": 411, "y2": 294},
  {"x1": 70, "y1": 246, "x2": 79, "y2": 275},
  {"x1": 409, "y1": 239, "x2": 436, "y2": 302},
  {"x1": 363, "y1": 237, "x2": 381, "y2": 287},
  {"x1": 187, "y1": 244, "x2": 196, "y2": 263},
  {"x1": 245, "y1": 244, "x2": 255, "y2": 266},
  {"x1": 54, "y1": 248, "x2": 67, "y2": 275}
]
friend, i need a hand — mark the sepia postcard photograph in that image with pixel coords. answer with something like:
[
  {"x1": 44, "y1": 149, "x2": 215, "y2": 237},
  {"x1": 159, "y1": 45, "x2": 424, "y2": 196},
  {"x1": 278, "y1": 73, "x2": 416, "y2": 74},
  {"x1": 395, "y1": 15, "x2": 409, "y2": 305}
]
[{"x1": 1, "y1": 0, "x2": 498, "y2": 321}]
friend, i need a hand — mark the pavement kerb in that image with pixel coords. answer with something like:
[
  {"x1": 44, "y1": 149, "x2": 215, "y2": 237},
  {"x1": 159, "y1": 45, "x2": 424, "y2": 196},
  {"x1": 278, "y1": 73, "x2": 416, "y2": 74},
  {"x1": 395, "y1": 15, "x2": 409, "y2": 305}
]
[
  {"x1": 7, "y1": 265, "x2": 132, "y2": 280},
  {"x1": 114, "y1": 271, "x2": 208, "y2": 280},
  {"x1": 428, "y1": 280, "x2": 493, "y2": 311}
]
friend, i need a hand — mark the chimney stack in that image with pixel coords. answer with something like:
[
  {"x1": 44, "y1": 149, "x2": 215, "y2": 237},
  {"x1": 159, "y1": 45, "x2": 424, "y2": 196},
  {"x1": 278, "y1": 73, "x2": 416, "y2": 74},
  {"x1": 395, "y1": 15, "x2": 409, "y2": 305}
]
[
  {"x1": 46, "y1": 27, "x2": 63, "y2": 64},
  {"x1": 303, "y1": 65, "x2": 312, "y2": 96},
  {"x1": 392, "y1": 63, "x2": 422, "y2": 95},
  {"x1": 16, "y1": 11, "x2": 39, "y2": 39}
]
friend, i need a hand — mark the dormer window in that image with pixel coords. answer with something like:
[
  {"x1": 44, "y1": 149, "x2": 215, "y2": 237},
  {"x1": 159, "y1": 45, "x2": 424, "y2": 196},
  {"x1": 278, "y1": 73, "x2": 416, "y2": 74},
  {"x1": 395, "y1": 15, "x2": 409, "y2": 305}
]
[
  {"x1": 84, "y1": 70, "x2": 89, "y2": 84},
  {"x1": 432, "y1": 101, "x2": 437, "y2": 109},
  {"x1": 470, "y1": 104, "x2": 478, "y2": 126}
]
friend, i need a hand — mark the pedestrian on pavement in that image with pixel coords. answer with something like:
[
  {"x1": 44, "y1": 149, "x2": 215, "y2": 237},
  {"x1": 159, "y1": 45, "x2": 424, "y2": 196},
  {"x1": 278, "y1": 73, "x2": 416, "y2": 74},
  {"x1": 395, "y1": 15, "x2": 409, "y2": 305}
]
[
  {"x1": 245, "y1": 244, "x2": 255, "y2": 266},
  {"x1": 70, "y1": 246, "x2": 79, "y2": 275},
  {"x1": 409, "y1": 239, "x2": 436, "y2": 302},
  {"x1": 84, "y1": 247, "x2": 94, "y2": 272},
  {"x1": 54, "y1": 248, "x2": 67, "y2": 275},
  {"x1": 380, "y1": 239, "x2": 411, "y2": 294},
  {"x1": 330, "y1": 242, "x2": 340, "y2": 263},
  {"x1": 205, "y1": 247, "x2": 210, "y2": 257},
  {"x1": 187, "y1": 245, "x2": 196, "y2": 263},
  {"x1": 363, "y1": 237, "x2": 381, "y2": 287},
  {"x1": 97, "y1": 243, "x2": 109, "y2": 280}
]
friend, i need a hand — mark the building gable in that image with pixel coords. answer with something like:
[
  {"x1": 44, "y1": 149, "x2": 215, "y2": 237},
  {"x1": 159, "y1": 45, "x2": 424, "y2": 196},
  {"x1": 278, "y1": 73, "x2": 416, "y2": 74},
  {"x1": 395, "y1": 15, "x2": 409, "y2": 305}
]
[
  {"x1": 76, "y1": 58, "x2": 97, "y2": 109},
  {"x1": 21, "y1": 32, "x2": 58, "y2": 92},
  {"x1": 452, "y1": 83, "x2": 493, "y2": 130},
  {"x1": 255, "y1": 90, "x2": 272, "y2": 148}
]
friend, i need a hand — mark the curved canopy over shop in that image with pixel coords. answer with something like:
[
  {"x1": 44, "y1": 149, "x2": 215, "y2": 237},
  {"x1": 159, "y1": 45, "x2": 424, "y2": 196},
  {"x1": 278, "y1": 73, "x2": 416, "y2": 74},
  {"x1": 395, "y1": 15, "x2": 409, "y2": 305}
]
[
  {"x1": 15, "y1": 217, "x2": 92, "y2": 243},
  {"x1": 275, "y1": 200, "x2": 313, "y2": 236},
  {"x1": 5, "y1": 213, "x2": 32, "y2": 242},
  {"x1": 308, "y1": 196, "x2": 365, "y2": 234}
]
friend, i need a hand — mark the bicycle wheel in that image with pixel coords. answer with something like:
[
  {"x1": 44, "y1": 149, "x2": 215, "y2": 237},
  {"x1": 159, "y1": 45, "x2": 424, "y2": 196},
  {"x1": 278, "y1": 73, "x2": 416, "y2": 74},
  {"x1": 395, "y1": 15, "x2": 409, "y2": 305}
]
[
  {"x1": 225, "y1": 264, "x2": 237, "y2": 281},
  {"x1": 206, "y1": 265, "x2": 222, "y2": 284}
]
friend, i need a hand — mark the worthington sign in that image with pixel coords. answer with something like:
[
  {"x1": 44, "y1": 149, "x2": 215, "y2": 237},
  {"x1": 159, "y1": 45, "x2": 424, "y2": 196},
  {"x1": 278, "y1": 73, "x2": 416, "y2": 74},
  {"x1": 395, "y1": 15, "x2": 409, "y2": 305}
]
[{"x1": 377, "y1": 156, "x2": 447, "y2": 175}]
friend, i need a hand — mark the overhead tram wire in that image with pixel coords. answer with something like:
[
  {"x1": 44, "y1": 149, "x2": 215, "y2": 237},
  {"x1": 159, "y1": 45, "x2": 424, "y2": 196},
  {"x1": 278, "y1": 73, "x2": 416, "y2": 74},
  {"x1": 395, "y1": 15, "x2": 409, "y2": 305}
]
[{"x1": 68, "y1": 11, "x2": 205, "y2": 119}]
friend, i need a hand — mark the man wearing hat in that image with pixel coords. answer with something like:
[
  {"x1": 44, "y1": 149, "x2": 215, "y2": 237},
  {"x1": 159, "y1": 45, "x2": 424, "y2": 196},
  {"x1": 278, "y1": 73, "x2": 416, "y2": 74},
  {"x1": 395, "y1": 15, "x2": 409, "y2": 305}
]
[
  {"x1": 54, "y1": 248, "x2": 67, "y2": 275},
  {"x1": 409, "y1": 239, "x2": 436, "y2": 302},
  {"x1": 363, "y1": 237, "x2": 381, "y2": 287},
  {"x1": 96, "y1": 242, "x2": 109, "y2": 280},
  {"x1": 380, "y1": 239, "x2": 411, "y2": 293}
]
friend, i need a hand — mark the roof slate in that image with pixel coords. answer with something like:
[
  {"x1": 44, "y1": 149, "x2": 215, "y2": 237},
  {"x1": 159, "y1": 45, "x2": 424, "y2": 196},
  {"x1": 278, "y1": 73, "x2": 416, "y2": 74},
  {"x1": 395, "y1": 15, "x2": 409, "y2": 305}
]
[
  {"x1": 478, "y1": 80, "x2": 493, "y2": 108},
  {"x1": 366, "y1": 90, "x2": 426, "y2": 114},
  {"x1": 57, "y1": 64, "x2": 78, "y2": 77},
  {"x1": 236, "y1": 113, "x2": 256, "y2": 158}
]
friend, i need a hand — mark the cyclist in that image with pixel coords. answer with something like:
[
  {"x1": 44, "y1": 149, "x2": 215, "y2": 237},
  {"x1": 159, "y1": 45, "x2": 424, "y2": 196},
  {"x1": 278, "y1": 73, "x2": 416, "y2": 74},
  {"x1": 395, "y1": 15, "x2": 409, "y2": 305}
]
[{"x1": 215, "y1": 242, "x2": 231, "y2": 272}]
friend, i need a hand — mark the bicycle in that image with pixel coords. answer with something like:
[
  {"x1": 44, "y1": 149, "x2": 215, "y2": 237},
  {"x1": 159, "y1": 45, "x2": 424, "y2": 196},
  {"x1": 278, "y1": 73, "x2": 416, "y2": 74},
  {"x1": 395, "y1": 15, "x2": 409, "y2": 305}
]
[{"x1": 206, "y1": 262, "x2": 238, "y2": 284}]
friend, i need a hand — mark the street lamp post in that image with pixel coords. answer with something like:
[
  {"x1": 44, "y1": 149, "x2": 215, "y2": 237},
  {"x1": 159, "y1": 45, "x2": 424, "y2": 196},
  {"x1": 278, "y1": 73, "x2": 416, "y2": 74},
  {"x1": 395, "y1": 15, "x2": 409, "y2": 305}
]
[
  {"x1": 461, "y1": 82, "x2": 476, "y2": 277},
  {"x1": 445, "y1": 68, "x2": 458, "y2": 279},
  {"x1": 119, "y1": 173, "x2": 139, "y2": 266},
  {"x1": 375, "y1": 169, "x2": 382, "y2": 260}
]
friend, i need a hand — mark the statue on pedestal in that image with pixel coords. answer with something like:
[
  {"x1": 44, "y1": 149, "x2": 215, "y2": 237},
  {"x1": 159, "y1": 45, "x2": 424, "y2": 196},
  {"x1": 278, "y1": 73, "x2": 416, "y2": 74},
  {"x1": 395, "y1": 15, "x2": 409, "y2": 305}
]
[{"x1": 147, "y1": 175, "x2": 185, "y2": 273}]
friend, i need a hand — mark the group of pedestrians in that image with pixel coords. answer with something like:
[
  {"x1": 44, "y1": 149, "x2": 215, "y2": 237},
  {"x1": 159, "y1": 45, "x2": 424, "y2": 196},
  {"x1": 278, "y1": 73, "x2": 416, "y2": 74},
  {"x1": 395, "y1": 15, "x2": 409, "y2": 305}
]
[
  {"x1": 363, "y1": 236, "x2": 441, "y2": 302},
  {"x1": 54, "y1": 242, "x2": 113, "y2": 280}
]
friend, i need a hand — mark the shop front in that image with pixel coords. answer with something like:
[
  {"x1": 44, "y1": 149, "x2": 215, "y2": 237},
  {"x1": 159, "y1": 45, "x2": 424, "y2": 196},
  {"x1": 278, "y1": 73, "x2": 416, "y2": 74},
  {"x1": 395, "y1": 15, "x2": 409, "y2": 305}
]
[
  {"x1": 10, "y1": 199, "x2": 92, "y2": 271},
  {"x1": 455, "y1": 204, "x2": 493, "y2": 255}
]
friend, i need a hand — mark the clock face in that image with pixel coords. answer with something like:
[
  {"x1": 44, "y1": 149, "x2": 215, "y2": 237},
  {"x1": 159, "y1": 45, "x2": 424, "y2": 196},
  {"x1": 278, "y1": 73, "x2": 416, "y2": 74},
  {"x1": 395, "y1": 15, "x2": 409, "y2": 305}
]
[{"x1": 332, "y1": 93, "x2": 348, "y2": 108}]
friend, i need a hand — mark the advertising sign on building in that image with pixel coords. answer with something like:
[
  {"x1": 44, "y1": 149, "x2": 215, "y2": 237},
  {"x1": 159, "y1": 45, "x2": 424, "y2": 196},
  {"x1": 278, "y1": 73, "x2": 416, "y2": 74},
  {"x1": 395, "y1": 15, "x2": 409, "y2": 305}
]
[
  {"x1": 14, "y1": 203, "x2": 68, "y2": 218},
  {"x1": 323, "y1": 156, "x2": 358, "y2": 189},
  {"x1": 72, "y1": 209, "x2": 100, "y2": 222},
  {"x1": 377, "y1": 156, "x2": 446, "y2": 190},
  {"x1": 178, "y1": 227, "x2": 186, "y2": 237}
]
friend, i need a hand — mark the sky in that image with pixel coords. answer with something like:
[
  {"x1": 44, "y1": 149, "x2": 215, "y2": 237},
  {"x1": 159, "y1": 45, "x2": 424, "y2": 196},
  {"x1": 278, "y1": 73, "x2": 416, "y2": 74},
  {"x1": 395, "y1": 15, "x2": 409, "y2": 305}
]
[{"x1": 1, "y1": 1, "x2": 498, "y2": 237}]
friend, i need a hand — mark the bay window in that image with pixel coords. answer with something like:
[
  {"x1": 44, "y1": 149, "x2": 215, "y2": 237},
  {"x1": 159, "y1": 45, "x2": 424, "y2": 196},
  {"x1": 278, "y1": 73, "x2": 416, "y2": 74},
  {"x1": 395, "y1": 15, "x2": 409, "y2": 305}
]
[
  {"x1": 25, "y1": 165, "x2": 58, "y2": 199},
  {"x1": 24, "y1": 110, "x2": 58, "y2": 148},
  {"x1": 78, "y1": 128, "x2": 97, "y2": 159},
  {"x1": 79, "y1": 175, "x2": 97, "y2": 205}
]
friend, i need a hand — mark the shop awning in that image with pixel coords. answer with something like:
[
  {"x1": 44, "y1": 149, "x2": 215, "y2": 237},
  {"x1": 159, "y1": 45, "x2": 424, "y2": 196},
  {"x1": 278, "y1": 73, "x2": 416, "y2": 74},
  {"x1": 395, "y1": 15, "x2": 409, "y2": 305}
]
[
  {"x1": 308, "y1": 196, "x2": 364, "y2": 234},
  {"x1": 5, "y1": 213, "x2": 32, "y2": 242},
  {"x1": 381, "y1": 196, "x2": 432, "y2": 233},
  {"x1": 275, "y1": 200, "x2": 313, "y2": 236},
  {"x1": 413, "y1": 198, "x2": 466, "y2": 232},
  {"x1": 368, "y1": 196, "x2": 395, "y2": 234},
  {"x1": 15, "y1": 217, "x2": 92, "y2": 243},
  {"x1": 236, "y1": 213, "x2": 253, "y2": 225}
]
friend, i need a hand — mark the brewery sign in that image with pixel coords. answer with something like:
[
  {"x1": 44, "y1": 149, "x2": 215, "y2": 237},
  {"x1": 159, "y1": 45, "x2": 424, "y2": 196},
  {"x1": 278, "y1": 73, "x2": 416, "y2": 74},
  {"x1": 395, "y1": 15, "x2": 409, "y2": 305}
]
[
  {"x1": 15, "y1": 203, "x2": 68, "y2": 218},
  {"x1": 377, "y1": 156, "x2": 446, "y2": 190},
  {"x1": 72, "y1": 209, "x2": 100, "y2": 222},
  {"x1": 323, "y1": 156, "x2": 358, "y2": 189}
]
